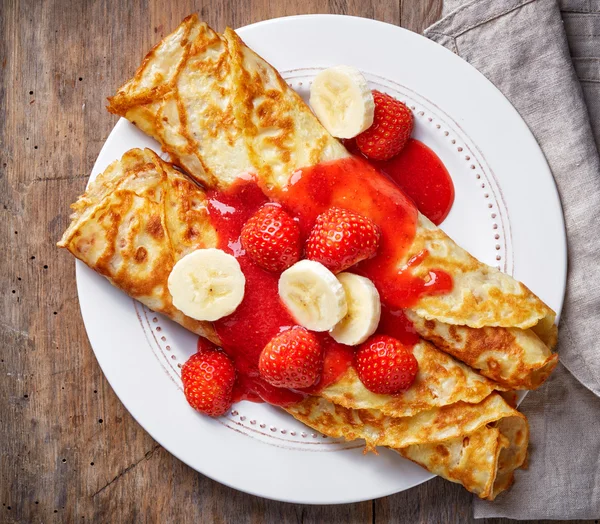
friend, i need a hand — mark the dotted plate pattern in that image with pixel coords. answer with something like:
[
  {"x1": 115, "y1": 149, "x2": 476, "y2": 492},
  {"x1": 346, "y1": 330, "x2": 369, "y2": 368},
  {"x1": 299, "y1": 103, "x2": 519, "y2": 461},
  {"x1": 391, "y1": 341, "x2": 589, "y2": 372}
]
[{"x1": 138, "y1": 70, "x2": 513, "y2": 451}]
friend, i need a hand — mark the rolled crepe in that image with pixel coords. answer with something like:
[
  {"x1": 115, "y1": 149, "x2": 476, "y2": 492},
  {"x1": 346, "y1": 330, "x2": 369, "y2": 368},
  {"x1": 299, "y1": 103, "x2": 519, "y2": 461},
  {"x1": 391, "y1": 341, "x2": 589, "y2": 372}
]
[
  {"x1": 58, "y1": 148, "x2": 219, "y2": 344},
  {"x1": 106, "y1": 15, "x2": 557, "y2": 376},
  {"x1": 59, "y1": 148, "x2": 502, "y2": 416},
  {"x1": 406, "y1": 311, "x2": 558, "y2": 389},
  {"x1": 286, "y1": 392, "x2": 528, "y2": 501},
  {"x1": 60, "y1": 148, "x2": 522, "y2": 499}
]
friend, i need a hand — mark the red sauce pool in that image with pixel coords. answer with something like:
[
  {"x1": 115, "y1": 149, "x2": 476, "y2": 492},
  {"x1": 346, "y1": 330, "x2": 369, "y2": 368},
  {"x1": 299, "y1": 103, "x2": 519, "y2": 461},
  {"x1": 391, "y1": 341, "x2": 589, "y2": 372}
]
[
  {"x1": 378, "y1": 306, "x2": 421, "y2": 347},
  {"x1": 202, "y1": 146, "x2": 455, "y2": 407},
  {"x1": 345, "y1": 138, "x2": 455, "y2": 225}
]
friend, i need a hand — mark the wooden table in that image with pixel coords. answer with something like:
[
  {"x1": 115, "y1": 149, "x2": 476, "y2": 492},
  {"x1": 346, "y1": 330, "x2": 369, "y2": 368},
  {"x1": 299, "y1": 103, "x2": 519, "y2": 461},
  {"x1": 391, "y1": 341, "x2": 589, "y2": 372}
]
[{"x1": 0, "y1": 1, "x2": 593, "y2": 522}]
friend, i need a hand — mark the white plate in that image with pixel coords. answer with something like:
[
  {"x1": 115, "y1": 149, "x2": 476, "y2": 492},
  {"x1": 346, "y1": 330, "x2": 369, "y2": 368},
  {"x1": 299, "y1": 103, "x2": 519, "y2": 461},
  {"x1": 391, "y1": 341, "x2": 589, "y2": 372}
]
[{"x1": 75, "y1": 15, "x2": 567, "y2": 504}]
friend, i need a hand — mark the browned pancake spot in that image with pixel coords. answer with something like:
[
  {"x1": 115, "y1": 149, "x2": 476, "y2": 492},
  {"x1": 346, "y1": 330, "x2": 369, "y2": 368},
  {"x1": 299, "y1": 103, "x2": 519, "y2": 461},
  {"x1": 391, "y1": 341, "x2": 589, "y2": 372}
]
[
  {"x1": 135, "y1": 246, "x2": 148, "y2": 263},
  {"x1": 146, "y1": 215, "x2": 164, "y2": 238}
]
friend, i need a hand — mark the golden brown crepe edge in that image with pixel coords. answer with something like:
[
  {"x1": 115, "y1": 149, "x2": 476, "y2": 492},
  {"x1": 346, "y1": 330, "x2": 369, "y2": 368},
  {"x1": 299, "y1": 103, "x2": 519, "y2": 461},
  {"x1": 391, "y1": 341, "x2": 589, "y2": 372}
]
[
  {"x1": 57, "y1": 147, "x2": 219, "y2": 344},
  {"x1": 406, "y1": 311, "x2": 558, "y2": 390},
  {"x1": 285, "y1": 393, "x2": 528, "y2": 500}
]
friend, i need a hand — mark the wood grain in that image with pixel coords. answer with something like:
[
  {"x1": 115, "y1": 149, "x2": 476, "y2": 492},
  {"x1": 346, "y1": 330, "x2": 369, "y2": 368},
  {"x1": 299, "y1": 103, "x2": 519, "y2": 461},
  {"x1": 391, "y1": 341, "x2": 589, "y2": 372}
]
[{"x1": 0, "y1": 1, "x2": 594, "y2": 523}]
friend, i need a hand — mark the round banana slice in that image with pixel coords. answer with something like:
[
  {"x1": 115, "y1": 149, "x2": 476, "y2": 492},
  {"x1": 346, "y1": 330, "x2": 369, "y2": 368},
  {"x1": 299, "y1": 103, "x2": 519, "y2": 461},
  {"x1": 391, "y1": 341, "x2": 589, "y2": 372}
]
[
  {"x1": 167, "y1": 248, "x2": 245, "y2": 321},
  {"x1": 309, "y1": 65, "x2": 375, "y2": 139},
  {"x1": 331, "y1": 273, "x2": 381, "y2": 346},
  {"x1": 278, "y1": 260, "x2": 347, "y2": 332}
]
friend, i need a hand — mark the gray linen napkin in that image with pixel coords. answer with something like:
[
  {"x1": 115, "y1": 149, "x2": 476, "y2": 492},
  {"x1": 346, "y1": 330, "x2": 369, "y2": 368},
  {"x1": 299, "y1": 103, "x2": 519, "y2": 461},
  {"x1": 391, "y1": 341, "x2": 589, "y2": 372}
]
[{"x1": 424, "y1": 0, "x2": 600, "y2": 519}]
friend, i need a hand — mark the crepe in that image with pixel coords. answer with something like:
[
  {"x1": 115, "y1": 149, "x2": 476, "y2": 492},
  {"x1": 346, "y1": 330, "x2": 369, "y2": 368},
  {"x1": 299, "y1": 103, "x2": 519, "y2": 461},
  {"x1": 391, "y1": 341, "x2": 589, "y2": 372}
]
[
  {"x1": 106, "y1": 17, "x2": 347, "y2": 190},
  {"x1": 59, "y1": 147, "x2": 502, "y2": 416},
  {"x1": 319, "y1": 339, "x2": 507, "y2": 418},
  {"x1": 57, "y1": 148, "x2": 219, "y2": 344},
  {"x1": 107, "y1": 15, "x2": 557, "y2": 359},
  {"x1": 60, "y1": 148, "x2": 524, "y2": 498},
  {"x1": 406, "y1": 311, "x2": 558, "y2": 389},
  {"x1": 286, "y1": 392, "x2": 528, "y2": 500}
]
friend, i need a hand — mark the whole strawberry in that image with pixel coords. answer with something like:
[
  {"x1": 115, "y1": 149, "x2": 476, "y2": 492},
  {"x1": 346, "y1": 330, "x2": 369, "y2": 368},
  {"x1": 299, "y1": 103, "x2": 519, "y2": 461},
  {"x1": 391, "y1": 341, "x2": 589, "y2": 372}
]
[
  {"x1": 181, "y1": 347, "x2": 236, "y2": 417},
  {"x1": 241, "y1": 204, "x2": 301, "y2": 272},
  {"x1": 305, "y1": 207, "x2": 380, "y2": 273},
  {"x1": 259, "y1": 326, "x2": 323, "y2": 389},
  {"x1": 355, "y1": 90, "x2": 413, "y2": 161},
  {"x1": 355, "y1": 335, "x2": 418, "y2": 394}
]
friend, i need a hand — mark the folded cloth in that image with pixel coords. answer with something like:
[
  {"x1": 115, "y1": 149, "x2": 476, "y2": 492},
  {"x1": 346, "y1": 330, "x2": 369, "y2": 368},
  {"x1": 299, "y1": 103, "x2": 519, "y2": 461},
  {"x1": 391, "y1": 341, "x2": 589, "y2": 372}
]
[{"x1": 424, "y1": 0, "x2": 600, "y2": 519}]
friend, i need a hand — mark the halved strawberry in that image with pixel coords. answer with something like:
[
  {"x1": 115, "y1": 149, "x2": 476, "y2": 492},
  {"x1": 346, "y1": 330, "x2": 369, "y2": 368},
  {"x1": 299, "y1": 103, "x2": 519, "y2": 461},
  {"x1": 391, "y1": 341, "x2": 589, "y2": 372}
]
[
  {"x1": 259, "y1": 326, "x2": 323, "y2": 389},
  {"x1": 355, "y1": 90, "x2": 413, "y2": 161},
  {"x1": 181, "y1": 346, "x2": 236, "y2": 417},
  {"x1": 241, "y1": 203, "x2": 301, "y2": 272},
  {"x1": 354, "y1": 334, "x2": 418, "y2": 394},
  {"x1": 305, "y1": 207, "x2": 380, "y2": 273}
]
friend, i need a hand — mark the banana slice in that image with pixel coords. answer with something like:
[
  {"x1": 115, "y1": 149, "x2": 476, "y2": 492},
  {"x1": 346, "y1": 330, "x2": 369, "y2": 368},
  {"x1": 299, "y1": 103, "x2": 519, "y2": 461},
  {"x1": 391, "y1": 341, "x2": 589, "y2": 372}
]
[
  {"x1": 309, "y1": 65, "x2": 374, "y2": 139},
  {"x1": 331, "y1": 273, "x2": 381, "y2": 346},
  {"x1": 278, "y1": 260, "x2": 347, "y2": 332},
  {"x1": 167, "y1": 248, "x2": 245, "y2": 321}
]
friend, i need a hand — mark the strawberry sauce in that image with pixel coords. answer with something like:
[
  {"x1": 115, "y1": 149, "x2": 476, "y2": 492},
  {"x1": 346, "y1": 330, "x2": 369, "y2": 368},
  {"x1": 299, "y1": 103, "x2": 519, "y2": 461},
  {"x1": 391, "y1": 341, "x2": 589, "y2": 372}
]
[
  {"x1": 345, "y1": 138, "x2": 455, "y2": 225},
  {"x1": 378, "y1": 306, "x2": 421, "y2": 347},
  {"x1": 375, "y1": 139, "x2": 455, "y2": 225},
  {"x1": 204, "y1": 149, "x2": 454, "y2": 407},
  {"x1": 273, "y1": 156, "x2": 453, "y2": 309},
  {"x1": 206, "y1": 180, "x2": 352, "y2": 406}
]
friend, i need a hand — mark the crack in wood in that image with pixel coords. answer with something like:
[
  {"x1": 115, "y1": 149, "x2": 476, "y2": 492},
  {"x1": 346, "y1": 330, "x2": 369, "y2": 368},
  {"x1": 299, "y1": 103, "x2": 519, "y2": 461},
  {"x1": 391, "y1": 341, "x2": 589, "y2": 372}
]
[
  {"x1": 92, "y1": 444, "x2": 161, "y2": 498},
  {"x1": 50, "y1": 367, "x2": 77, "y2": 377},
  {"x1": 32, "y1": 174, "x2": 88, "y2": 183}
]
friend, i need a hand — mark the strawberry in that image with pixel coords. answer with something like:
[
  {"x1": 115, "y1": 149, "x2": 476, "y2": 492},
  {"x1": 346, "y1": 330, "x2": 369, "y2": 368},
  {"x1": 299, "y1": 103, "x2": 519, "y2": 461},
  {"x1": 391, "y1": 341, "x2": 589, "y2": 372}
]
[
  {"x1": 181, "y1": 346, "x2": 236, "y2": 417},
  {"x1": 354, "y1": 335, "x2": 418, "y2": 394},
  {"x1": 355, "y1": 90, "x2": 413, "y2": 161},
  {"x1": 241, "y1": 204, "x2": 301, "y2": 272},
  {"x1": 305, "y1": 207, "x2": 380, "y2": 273},
  {"x1": 259, "y1": 326, "x2": 323, "y2": 389}
]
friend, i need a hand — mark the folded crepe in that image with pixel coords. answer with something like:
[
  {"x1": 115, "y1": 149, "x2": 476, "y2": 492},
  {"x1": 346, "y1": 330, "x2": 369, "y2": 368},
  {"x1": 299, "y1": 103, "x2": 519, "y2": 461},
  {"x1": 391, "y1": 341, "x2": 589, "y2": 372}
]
[
  {"x1": 287, "y1": 392, "x2": 528, "y2": 500},
  {"x1": 58, "y1": 15, "x2": 560, "y2": 500},
  {"x1": 406, "y1": 311, "x2": 557, "y2": 389},
  {"x1": 106, "y1": 15, "x2": 558, "y2": 390},
  {"x1": 60, "y1": 147, "x2": 525, "y2": 499},
  {"x1": 59, "y1": 148, "x2": 219, "y2": 344},
  {"x1": 59, "y1": 147, "x2": 503, "y2": 417}
]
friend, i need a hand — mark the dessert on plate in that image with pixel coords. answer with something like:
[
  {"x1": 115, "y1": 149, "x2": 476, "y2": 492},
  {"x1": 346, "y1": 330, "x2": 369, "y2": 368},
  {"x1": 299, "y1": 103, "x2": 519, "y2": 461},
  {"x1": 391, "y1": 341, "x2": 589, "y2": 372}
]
[{"x1": 58, "y1": 15, "x2": 558, "y2": 500}]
